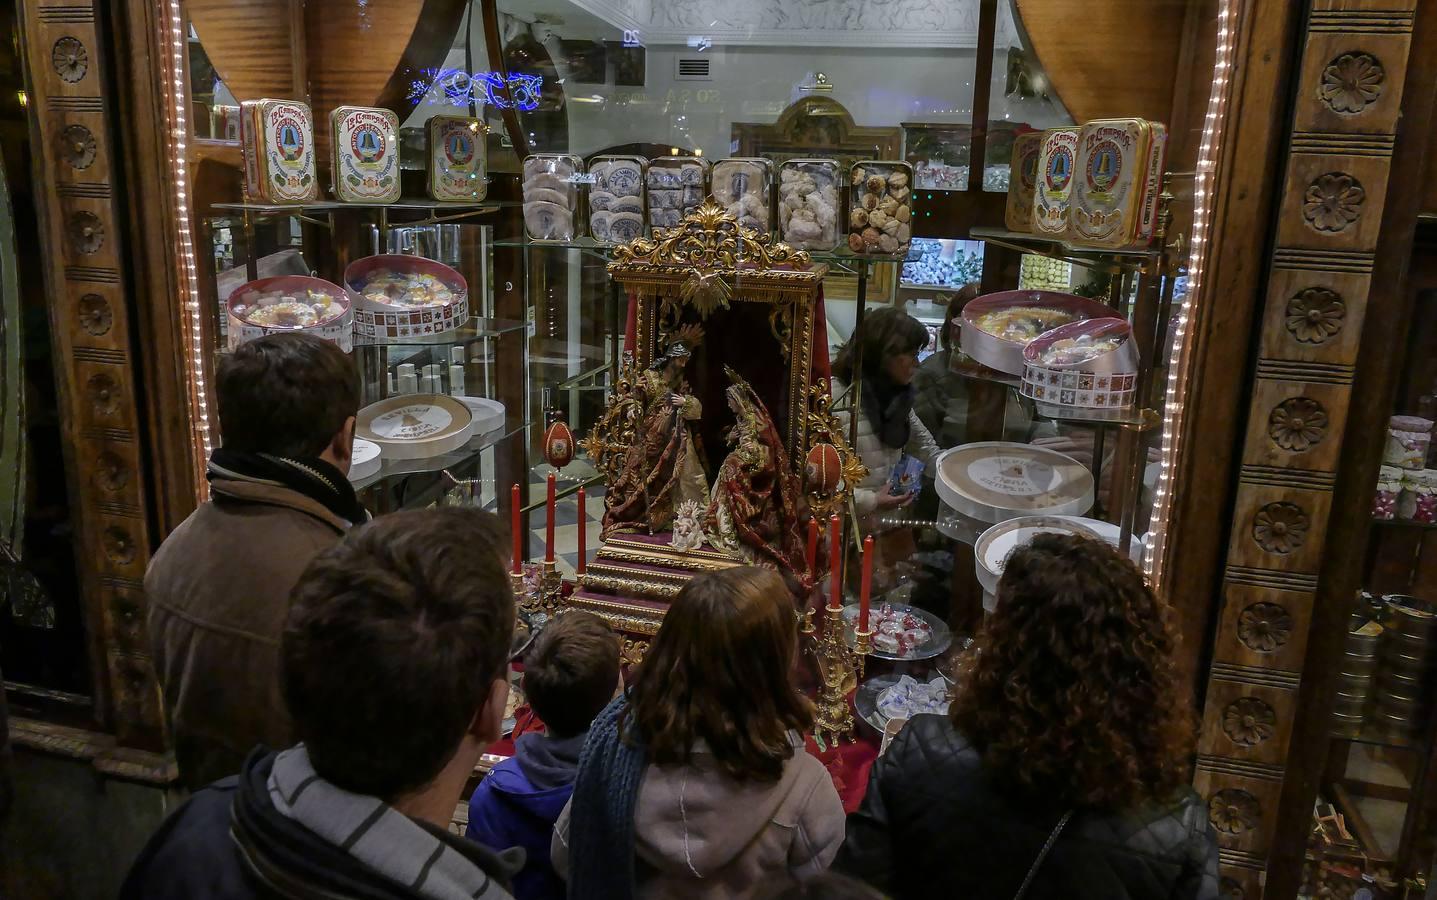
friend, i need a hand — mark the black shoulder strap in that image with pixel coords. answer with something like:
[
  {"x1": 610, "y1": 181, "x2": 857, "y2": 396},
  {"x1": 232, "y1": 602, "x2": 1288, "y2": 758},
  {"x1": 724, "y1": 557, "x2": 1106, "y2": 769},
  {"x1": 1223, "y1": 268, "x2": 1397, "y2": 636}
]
[{"x1": 1013, "y1": 810, "x2": 1074, "y2": 900}]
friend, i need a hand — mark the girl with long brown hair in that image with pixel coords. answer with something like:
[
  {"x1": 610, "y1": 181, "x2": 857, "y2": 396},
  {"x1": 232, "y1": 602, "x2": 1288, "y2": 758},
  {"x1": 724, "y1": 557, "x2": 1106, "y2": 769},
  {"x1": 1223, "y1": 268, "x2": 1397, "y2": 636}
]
[
  {"x1": 553, "y1": 566, "x2": 844, "y2": 900},
  {"x1": 838, "y1": 534, "x2": 1218, "y2": 899}
]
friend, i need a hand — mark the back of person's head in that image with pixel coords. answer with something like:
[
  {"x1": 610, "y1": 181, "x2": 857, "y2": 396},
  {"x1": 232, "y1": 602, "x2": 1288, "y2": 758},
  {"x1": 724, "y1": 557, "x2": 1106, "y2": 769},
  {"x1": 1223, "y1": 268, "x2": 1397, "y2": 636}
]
[
  {"x1": 832, "y1": 306, "x2": 929, "y2": 384},
  {"x1": 625, "y1": 565, "x2": 812, "y2": 782},
  {"x1": 952, "y1": 533, "x2": 1192, "y2": 811},
  {"x1": 282, "y1": 507, "x2": 514, "y2": 800},
  {"x1": 217, "y1": 332, "x2": 358, "y2": 457},
  {"x1": 939, "y1": 282, "x2": 983, "y2": 351},
  {"x1": 523, "y1": 611, "x2": 621, "y2": 739},
  {"x1": 753, "y1": 872, "x2": 887, "y2": 900}
]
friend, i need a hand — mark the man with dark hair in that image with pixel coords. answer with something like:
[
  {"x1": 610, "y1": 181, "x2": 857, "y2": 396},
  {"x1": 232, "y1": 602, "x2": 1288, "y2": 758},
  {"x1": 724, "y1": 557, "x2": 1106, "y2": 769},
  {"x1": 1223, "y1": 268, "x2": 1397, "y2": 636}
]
[
  {"x1": 122, "y1": 507, "x2": 521, "y2": 900},
  {"x1": 467, "y1": 611, "x2": 620, "y2": 900},
  {"x1": 146, "y1": 332, "x2": 367, "y2": 790}
]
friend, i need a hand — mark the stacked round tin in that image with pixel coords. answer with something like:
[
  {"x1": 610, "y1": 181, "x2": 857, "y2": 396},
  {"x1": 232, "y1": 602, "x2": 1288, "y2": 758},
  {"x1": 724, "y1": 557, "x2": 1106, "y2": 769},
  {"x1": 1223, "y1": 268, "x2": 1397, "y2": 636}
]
[
  {"x1": 1372, "y1": 595, "x2": 1437, "y2": 743},
  {"x1": 1334, "y1": 604, "x2": 1382, "y2": 739}
]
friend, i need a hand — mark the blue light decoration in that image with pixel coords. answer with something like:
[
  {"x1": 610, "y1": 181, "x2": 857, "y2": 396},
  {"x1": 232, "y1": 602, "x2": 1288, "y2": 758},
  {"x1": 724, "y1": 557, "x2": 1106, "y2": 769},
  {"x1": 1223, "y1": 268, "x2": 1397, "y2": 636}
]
[{"x1": 407, "y1": 69, "x2": 544, "y2": 111}]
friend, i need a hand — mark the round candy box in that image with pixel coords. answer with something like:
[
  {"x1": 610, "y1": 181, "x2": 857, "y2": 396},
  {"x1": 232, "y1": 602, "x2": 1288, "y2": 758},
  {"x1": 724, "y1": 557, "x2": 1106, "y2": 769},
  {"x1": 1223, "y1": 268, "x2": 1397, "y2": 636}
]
[
  {"x1": 344, "y1": 254, "x2": 468, "y2": 344},
  {"x1": 226, "y1": 275, "x2": 352, "y2": 353}
]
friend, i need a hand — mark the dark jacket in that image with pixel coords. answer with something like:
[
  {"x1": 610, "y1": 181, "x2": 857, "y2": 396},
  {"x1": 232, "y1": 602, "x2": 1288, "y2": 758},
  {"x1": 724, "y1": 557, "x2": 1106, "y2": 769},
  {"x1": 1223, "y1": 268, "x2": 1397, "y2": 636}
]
[
  {"x1": 467, "y1": 732, "x2": 586, "y2": 900},
  {"x1": 146, "y1": 479, "x2": 350, "y2": 790},
  {"x1": 120, "y1": 749, "x2": 521, "y2": 900},
  {"x1": 836, "y1": 715, "x2": 1219, "y2": 900}
]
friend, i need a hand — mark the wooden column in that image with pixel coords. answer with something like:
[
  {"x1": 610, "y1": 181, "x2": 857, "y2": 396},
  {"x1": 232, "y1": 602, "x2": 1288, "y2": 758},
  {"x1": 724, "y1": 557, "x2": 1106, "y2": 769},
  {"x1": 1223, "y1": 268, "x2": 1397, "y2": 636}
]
[{"x1": 1192, "y1": 3, "x2": 1424, "y2": 896}]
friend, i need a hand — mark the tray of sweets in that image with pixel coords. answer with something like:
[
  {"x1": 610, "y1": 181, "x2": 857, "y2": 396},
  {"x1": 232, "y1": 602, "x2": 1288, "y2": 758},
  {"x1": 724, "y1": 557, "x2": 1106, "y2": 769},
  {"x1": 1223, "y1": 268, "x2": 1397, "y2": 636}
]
[
  {"x1": 1020, "y1": 317, "x2": 1138, "y2": 409},
  {"x1": 344, "y1": 254, "x2": 468, "y2": 342},
  {"x1": 960, "y1": 289, "x2": 1115, "y2": 376},
  {"x1": 842, "y1": 601, "x2": 951, "y2": 661},
  {"x1": 226, "y1": 275, "x2": 352, "y2": 352}
]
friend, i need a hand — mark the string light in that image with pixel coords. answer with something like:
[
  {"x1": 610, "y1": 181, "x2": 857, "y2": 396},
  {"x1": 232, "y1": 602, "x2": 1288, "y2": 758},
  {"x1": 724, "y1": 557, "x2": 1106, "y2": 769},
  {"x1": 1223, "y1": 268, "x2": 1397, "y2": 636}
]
[
  {"x1": 1143, "y1": 0, "x2": 1238, "y2": 583},
  {"x1": 162, "y1": 0, "x2": 213, "y2": 497}
]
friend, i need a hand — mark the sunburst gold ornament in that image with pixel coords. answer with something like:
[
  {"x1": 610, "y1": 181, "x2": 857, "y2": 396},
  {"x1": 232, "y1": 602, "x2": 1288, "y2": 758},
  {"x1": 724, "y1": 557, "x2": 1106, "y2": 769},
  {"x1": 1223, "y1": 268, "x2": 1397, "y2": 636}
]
[{"x1": 679, "y1": 268, "x2": 733, "y2": 317}]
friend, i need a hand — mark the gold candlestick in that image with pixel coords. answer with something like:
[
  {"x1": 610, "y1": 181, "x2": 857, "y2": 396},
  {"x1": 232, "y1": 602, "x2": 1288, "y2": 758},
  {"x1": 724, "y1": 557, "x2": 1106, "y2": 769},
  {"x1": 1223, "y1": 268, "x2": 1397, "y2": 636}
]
[
  {"x1": 513, "y1": 569, "x2": 540, "y2": 616},
  {"x1": 541, "y1": 558, "x2": 564, "y2": 617},
  {"x1": 811, "y1": 603, "x2": 872, "y2": 745}
]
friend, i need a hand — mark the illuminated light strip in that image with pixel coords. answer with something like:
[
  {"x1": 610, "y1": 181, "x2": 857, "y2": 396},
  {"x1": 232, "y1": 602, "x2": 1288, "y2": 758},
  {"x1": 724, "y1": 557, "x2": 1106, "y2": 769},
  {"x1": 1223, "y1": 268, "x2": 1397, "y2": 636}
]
[
  {"x1": 1143, "y1": 0, "x2": 1238, "y2": 584},
  {"x1": 161, "y1": 0, "x2": 214, "y2": 495}
]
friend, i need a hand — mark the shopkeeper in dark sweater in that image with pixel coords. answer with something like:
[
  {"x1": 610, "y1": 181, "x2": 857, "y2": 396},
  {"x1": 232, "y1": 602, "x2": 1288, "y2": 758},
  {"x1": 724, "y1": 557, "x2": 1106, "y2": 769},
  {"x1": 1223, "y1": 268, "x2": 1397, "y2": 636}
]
[
  {"x1": 121, "y1": 508, "x2": 523, "y2": 900},
  {"x1": 467, "y1": 611, "x2": 622, "y2": 900}
]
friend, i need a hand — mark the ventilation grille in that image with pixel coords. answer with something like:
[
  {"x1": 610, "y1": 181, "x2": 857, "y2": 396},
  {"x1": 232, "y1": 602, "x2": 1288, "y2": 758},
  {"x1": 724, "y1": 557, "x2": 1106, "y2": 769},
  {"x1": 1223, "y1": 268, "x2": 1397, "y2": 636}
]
[{"x1": 674, "y1": 57, "x2": 712, "y2": 82}]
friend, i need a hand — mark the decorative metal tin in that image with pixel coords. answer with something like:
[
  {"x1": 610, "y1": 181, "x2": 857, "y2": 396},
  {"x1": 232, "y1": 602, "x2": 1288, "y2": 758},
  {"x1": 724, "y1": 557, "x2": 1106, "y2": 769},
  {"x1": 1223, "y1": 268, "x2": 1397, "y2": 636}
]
[
  {"x1": 427, "y1": 116, "x2": 488, "y2": 202},
  {"x1": 646, "y1": 156, "x2": 709, "y2": 232},
  {"x1": 960, "y1": 289, "x2": 1115, "y2": 376},
  {"x1": 356, "y1": 393, "x2": 475, "y2": 460},
  {"x1": 778, "y1": 158, "x2": 841, "y2": 251},
  {"x1": 588, "y1": 154, "x2": 646, "y2": 245},
  {"x1": 240, "y1": 99, "x2": 318, "y2": 204},
  {"x1": 344, "y1": 254, "x2": 469, "y2": 343},
  {"x1": 1020, "y1": 318, "x2": 1139, "y2": 409},
  {"x1": 330, "y1": 106, "x2": 400, "y2": 204},
  {"x1": 1032, "y1": 127, "x2": 1079, "y2": 237},
  {"x1": 1004, "y1": 131, "x2": 1043, "y2": 233},
  {"x1": 848, "y1": 160, "x2": 914, "y2": 256},
  {"x1": 712, "y1": 157, "x2": 774, "y2": 235},
  {"x1": 522, "y1": 153, "x2": 584, "y2": 242},
  {"x1": 935, "y1": 442, "x2": 1095, "y2": 524},
  {"x1": 225, "y1": 275, "x2": 352, "y2": 352},
  {"x1": 1070, "y1": 118, "x2": 1170, "y2": 249}
]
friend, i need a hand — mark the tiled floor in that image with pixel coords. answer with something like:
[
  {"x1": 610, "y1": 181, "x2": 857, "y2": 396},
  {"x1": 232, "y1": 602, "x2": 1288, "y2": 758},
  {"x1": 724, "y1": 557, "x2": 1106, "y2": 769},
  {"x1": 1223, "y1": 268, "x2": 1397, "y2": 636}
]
[{"x1": 526, "y1": 461, "x2": 604, "y2": 579}]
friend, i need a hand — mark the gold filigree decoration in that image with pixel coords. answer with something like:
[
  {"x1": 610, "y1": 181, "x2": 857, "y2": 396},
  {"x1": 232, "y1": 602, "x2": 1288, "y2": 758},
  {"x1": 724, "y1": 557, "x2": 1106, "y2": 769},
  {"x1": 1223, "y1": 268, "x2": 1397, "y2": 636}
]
[
  {"x1": 805, "y1": 380, "x2": 868, "y2": 518},
  {"x1": 769, "y1": 304, "x2": 795, "y2": 360},
  {"x1": 621, "y1": 638, "x2": 650, "y2": 667},
  {"x1": 581, "y1": 359, "x2": 643, "y2": 484},
  {"x1": 611, "y1": 198, "x2": 814, "y2": 274}
]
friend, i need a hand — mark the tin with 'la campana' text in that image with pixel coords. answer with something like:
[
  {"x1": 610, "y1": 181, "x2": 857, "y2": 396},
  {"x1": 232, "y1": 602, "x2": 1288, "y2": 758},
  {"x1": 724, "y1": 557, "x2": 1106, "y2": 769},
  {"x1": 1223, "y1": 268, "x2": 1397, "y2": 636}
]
[
  {"x1": 1032, "y1": 127, "x2": 1079, "y2": 237},
  {"x1": 1070, "y1": 118, "x2": 1168, "y2": 250},
  {"x1": 331, "y1": 106, "x2": 401, "y2": 204},
  {"x1": 427, "y1": 116, "x2": 488, "y2": 202},
  {"x1": 240, "y1": 99, "x2": 317, "y2": 204}
]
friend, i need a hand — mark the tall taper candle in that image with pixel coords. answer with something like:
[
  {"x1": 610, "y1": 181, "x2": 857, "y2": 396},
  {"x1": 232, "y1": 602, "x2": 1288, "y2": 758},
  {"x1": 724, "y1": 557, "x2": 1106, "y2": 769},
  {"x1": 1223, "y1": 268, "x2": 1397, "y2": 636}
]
[
  {"x1": 806, "y1": 517, "x2": 819, "y2": 576},
  {"x1": 576, "y1": 488, "x2": 587, "y2": 575},
  {"x1": 859, "y1": 534, "x2": 874, "y2": 632},
  {"x1": 829, "y1": 514, "x2": 842, "y2": 610},
  {"x1": 511, "y1": 484, "x2": 522, "y2": 574},
  {"x1": 545, "y1": 472, "x2": 557, "y2": 562}
]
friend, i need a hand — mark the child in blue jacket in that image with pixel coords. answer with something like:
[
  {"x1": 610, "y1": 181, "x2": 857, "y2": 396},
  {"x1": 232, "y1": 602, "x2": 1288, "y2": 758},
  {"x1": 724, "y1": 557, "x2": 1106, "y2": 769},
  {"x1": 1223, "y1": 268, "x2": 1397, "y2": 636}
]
[{"x1": 468, "y1": 611, "x2": 621, "y2": 900}]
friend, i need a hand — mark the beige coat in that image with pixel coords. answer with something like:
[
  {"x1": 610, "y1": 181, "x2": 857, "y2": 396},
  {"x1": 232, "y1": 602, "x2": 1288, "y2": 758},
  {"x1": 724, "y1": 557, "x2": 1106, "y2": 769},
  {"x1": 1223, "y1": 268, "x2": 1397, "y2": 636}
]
[
  {"x1": 552, "y1": 742, "x2": 845, "y2": 899},
  {"x1": 831, "y1": 378, "x2": 941, "y2": 518},
  {"x1": 145, "y1": 479, "x2": 350, "y2": 789}
]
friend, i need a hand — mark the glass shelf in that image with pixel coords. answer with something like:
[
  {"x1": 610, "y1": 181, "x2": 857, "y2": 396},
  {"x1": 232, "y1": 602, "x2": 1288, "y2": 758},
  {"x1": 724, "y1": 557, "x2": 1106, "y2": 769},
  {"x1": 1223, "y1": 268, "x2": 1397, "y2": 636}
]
[
  {"x1": 213, "y1": 199, "x2": 510, "y2": 216},
  {"x1": 351, "y1": 420, "x2": 527, "y2": 492},
  {"x1": 945, "y1": 359, "x2": 1160, "y2": 431},
  {"x1": 352, "y1": 315, "x2": 527, "y2": 350},
  {"x1": 488, "y1": 236, "x2": 879, "y2": 275},
  {"x1": 969, "y1": 226, "x2": 1162, "y2": 272}
]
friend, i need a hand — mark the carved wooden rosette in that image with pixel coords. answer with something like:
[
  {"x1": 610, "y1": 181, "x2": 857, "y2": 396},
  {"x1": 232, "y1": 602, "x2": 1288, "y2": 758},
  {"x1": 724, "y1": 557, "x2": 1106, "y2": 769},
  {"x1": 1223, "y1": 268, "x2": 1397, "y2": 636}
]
[
  {"x1": 18, "y1": 0, "x2": 165, "y2": 749},
  {"x1": 1195, "y1": 4, "x2": 1418, "y2": 895}
]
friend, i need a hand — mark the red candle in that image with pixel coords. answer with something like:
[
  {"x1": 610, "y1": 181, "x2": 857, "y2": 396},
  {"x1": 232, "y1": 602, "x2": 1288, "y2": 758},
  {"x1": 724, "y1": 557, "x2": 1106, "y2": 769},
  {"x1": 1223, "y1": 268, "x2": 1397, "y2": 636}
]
[
  {"x1": 805, "y1": 517, "x2": 819, "y2": 575},
  {"x1": 859, "y1": 534, "x2": 874, "y2": 632},
  {"x1": 828, "y1": 514, "x2": 842, "y2": 610},
  {"x1": 511, "y1": 483, "x2": 522, "y2": 574},
  {"x1": 545, "y1": 472, "x2": 557, "y2": 563},
  {"x1": 576, "y1": 488, "x2": 587, "y2": 575}
]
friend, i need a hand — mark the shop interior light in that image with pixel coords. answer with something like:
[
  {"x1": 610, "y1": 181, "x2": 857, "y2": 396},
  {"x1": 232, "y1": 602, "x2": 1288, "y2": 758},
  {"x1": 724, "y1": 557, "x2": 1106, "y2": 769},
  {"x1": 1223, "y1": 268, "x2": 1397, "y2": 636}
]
[
  {"x1": 163, "y1": 0, "x2": 213, "y2": 496},
  {"x1": 1144, "y1": 0, "x2": 1237, "y2": 584}
]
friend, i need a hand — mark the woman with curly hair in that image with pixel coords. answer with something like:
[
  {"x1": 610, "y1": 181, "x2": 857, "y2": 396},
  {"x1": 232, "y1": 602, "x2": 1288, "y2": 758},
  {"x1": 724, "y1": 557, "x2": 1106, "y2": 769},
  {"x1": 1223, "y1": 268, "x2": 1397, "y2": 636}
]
[
  {"x1": 837, "y1": 534, "x2": 1218, "y2": 899},
  {"x1": 553, "y1": 566, "x2": 845, "y2": 900}
]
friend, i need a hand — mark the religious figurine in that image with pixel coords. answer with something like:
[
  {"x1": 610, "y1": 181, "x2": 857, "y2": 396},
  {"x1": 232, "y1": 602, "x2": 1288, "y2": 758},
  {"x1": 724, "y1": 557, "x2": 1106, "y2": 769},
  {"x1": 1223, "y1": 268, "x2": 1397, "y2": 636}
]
[
  {"x1": 602, "y1": 338, "x2": 709, "y2": 537},
  {"x1": 704, "y1": 368, "x2": 811, "y2": 586},
  {"x1": 670, "y1": 500, "x2": 705, "y2": 552}
]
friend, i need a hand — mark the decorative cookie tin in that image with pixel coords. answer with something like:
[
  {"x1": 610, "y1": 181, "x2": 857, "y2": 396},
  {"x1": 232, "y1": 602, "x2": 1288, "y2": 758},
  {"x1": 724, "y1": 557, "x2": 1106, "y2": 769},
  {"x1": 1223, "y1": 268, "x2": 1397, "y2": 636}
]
[
  {"x1": 1004, "y1": 132, "x2": 1043, "y2": 233},
  {"x1": 935, "y1": 442, "x2": 1095, "y2": 524},
  {"x1": 330, "y1": 106, "x2": 400, "y2": 204},
  {"x1": 1020, "y1": 318, "x2": 1139, "y2": 409},
  {"x1": 523, "y1": 154, "x2": 584, "y2": 242},
  {"x1": 356, "y1": 394, "x2": 475, "y2": 460},
  {"x1": 344, "y1": 254, "x2": 469, "y2": 343},
  {"x1": 960, "y1": 289, "x2": 1115, "y2": 376},
  {"x1": 427, "y1": 116, "x2": 488, "y2": 202},
  {"x1": 1032, "y1": 127, "x2": 1079, "y2": 237},
  {"x1": 589, "y1": 155, "x2": 647, "y2": 245},
  {"x1": 226, "y1": 275, "x2": 352, "y2": 352},
  {"x1": 1070, "y1": 118, "x2": 1169, "y2": 249},
  {"x1": 240, "y1": 99, "x2": 318, "y2": 204}
]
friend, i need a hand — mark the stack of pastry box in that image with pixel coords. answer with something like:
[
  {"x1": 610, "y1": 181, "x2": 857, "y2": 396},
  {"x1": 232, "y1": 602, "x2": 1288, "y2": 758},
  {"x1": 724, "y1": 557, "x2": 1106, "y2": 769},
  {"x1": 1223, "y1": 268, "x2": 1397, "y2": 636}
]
[{"x1": 1004, "y1": 118, "x2": 1168, "y2": 251}]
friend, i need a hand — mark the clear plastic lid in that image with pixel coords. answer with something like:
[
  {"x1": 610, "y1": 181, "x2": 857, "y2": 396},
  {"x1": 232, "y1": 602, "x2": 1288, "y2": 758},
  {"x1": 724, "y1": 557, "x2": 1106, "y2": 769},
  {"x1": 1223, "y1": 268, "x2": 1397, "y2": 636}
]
[
  {"x1": 848, "y1": 160, "x2": 914, "y2": 256},
  {"x1": 778, "y1": 159, "x2": 841, "y2": 251}
]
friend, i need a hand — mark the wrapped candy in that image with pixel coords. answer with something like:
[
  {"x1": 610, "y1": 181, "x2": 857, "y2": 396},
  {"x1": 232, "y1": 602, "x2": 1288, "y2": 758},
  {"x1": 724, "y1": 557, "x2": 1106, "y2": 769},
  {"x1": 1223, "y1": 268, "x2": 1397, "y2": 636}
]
[
  {"x1": 1385, "y1": 416, "x2": 1433, "y2": 470},
  {"x1": 1404, "y1": 469, "x2": 1437, "y2": 524},
  {"x1": 1374, "y1": 465, "x2": 1402, "y2": 520}
]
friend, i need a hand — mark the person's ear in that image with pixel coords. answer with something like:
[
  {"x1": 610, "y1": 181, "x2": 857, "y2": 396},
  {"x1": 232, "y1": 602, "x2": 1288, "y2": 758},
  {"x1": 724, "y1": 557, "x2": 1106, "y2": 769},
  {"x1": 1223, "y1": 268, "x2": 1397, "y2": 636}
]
[
  {"x1": 328, "y1": 416, "x2": 357, "y2": 473},
  {"x1": 472, "y1": 675, "x2": 510, "y2": 745}
]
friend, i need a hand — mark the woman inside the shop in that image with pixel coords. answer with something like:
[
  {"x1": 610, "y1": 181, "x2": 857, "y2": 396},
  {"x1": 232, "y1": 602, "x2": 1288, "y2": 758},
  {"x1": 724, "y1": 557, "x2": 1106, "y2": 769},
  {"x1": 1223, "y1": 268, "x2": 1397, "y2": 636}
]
[{"x1": 838, "y1": 533, "x2": 1218, "y2": 899}]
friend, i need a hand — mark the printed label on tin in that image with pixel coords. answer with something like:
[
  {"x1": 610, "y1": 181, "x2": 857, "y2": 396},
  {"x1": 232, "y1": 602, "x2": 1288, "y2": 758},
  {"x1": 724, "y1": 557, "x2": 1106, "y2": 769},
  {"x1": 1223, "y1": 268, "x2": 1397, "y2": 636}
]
[
  {"x1": 1005, "y1": 132, "x2": 1043, "y2": 232},
  {"x1": 261, "y1": 102, "x2": 316, "y2": 203},
  {"x1": 966, "y1": 456, "x2": 1058, "y2": 496},
  {"x1": 334, "y1": 108, "x2": 399, "y2": 203},
  {"x1": 1072, "y1": 121, "x2": 1144, "y2": 246},
  {"x1": 371, "y1": 404, "x2": 454, "y2": 440},
  {"x1": 1032, "y1": 129, "x2": 1078, "y2": 236},
  {"x1": 429, "y1": 118, "x2": 487, "y2": 201}
]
